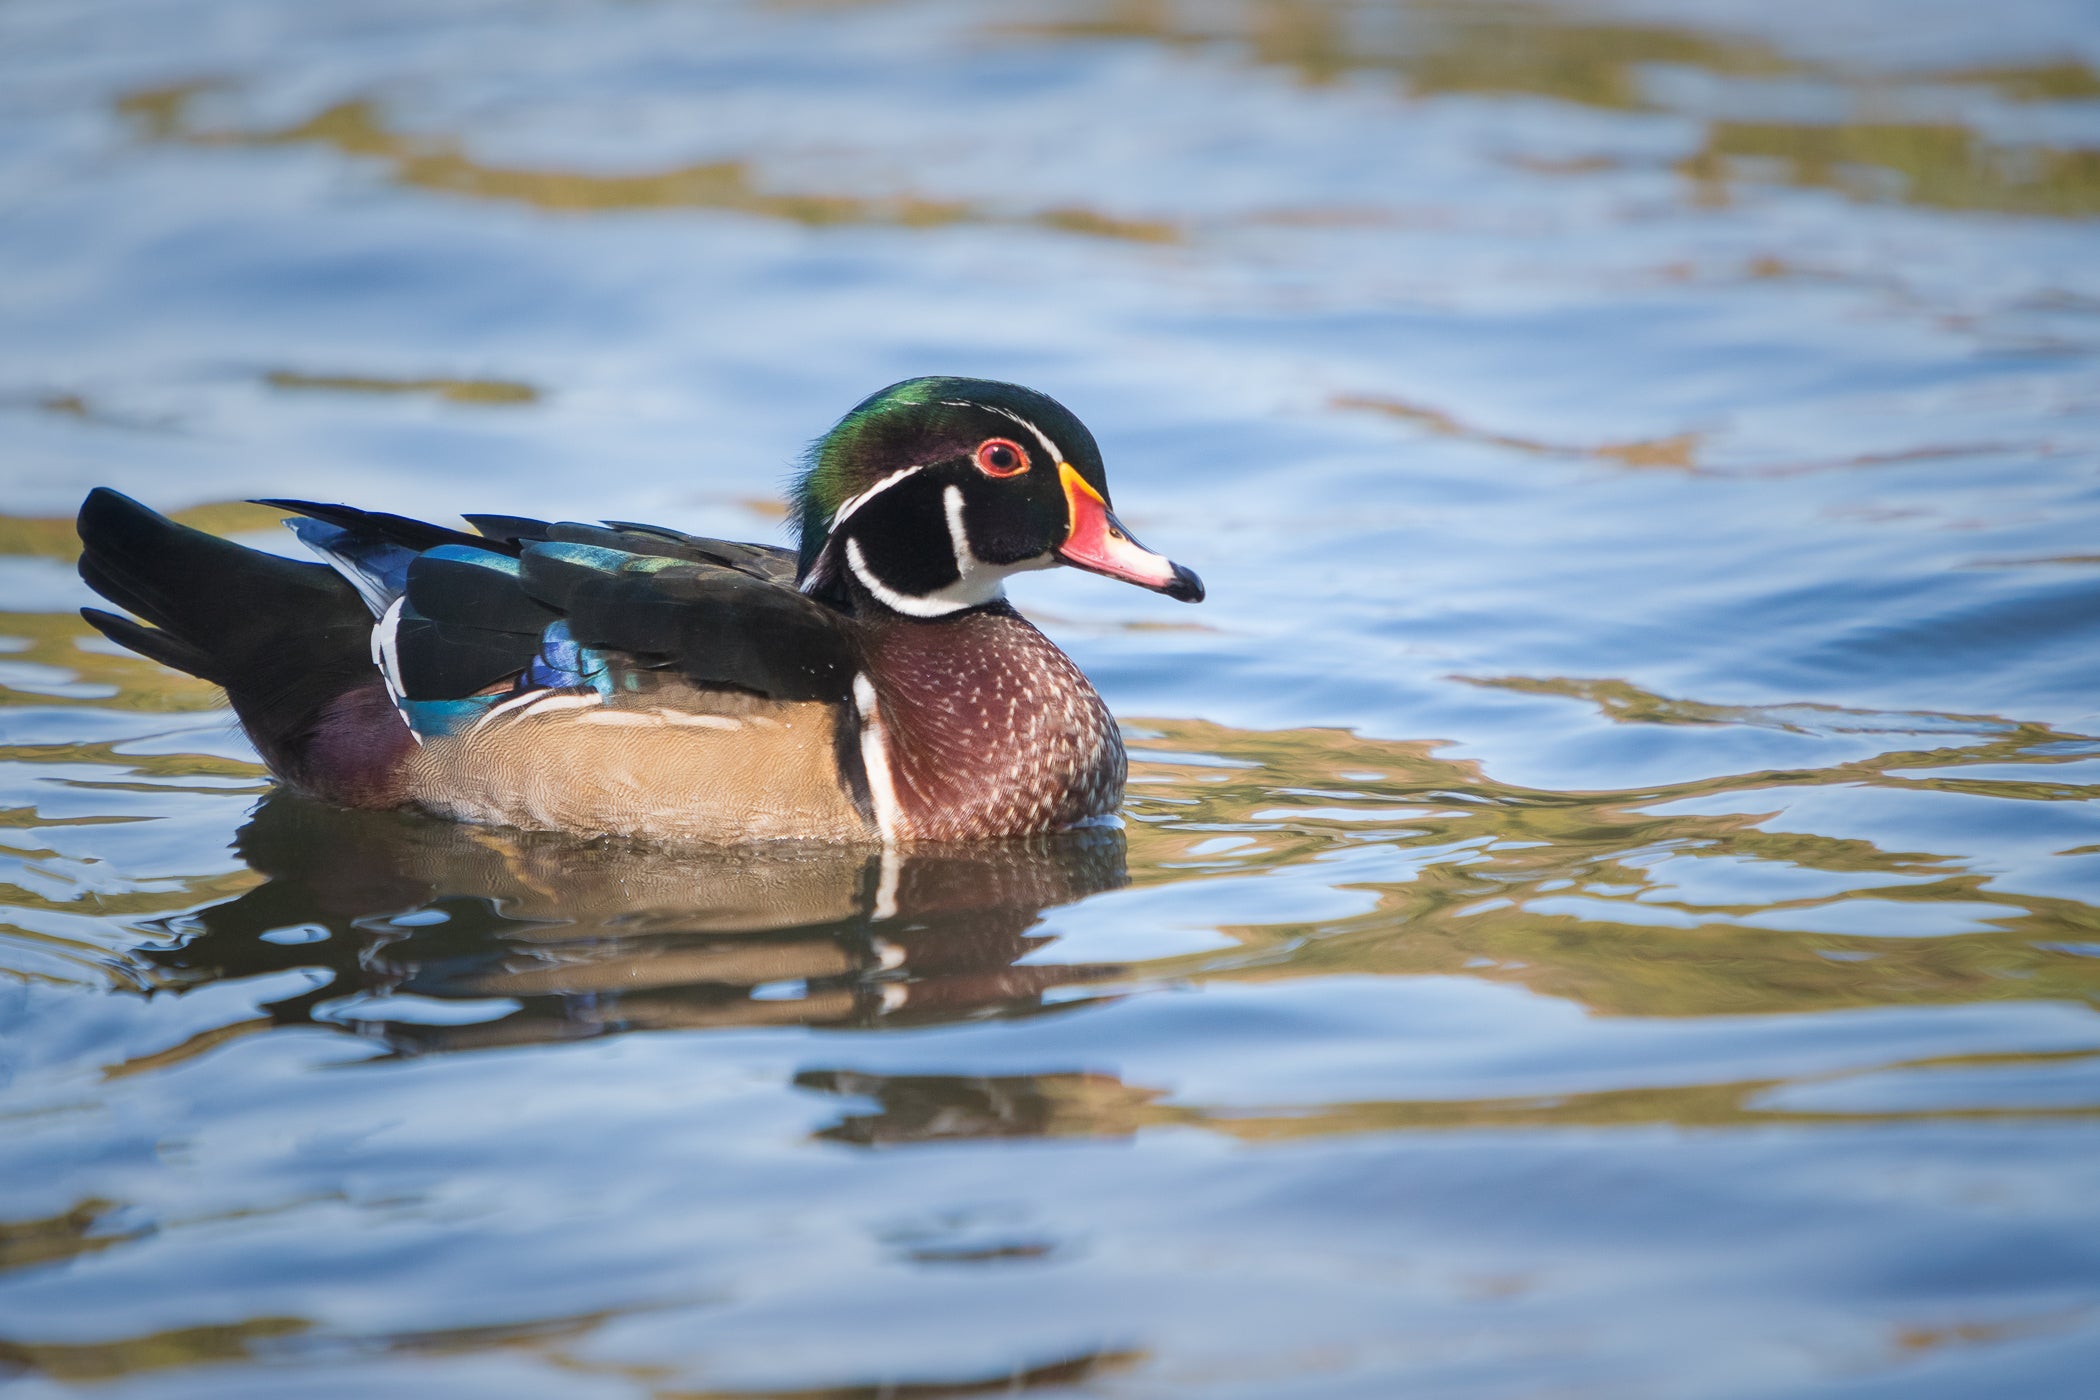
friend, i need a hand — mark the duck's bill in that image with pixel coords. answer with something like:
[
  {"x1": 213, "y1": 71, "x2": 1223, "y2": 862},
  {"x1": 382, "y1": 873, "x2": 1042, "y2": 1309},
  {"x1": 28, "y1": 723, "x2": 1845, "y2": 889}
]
[{"x1": 1055, "y1": 463, "x2": 1205, "y2": 603}]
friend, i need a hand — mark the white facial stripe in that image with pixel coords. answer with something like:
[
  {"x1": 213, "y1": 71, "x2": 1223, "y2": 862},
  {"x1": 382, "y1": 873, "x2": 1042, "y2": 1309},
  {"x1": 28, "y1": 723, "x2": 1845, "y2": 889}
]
[
  {"x1": 991, "y1": 407, "x2": 1064, "y2": 467},
  {"x1": 942, "y1": 484, "x2": 977, "y2": 576},
  {"x1": 799, "y1": 542, "x2": 839, "y2": 596},
  {"x1": 942, "y1": 399, "x2": 1064, "y2": 468},
  {"x1": 828, "y1": 464, "x2": 923, "y2": 531},
  {"x1": 804, "y1": 464, "x2": 928, "y2": 597},
  {"x1": 853, "y1": 673, "x2": 902, "y2": 844},
  {"x1": 842, "y1": 495, "x2": 1055, "y2": 619},
  {"x1": 845, "y1": 536, "x2": 969, "y2": 618}
]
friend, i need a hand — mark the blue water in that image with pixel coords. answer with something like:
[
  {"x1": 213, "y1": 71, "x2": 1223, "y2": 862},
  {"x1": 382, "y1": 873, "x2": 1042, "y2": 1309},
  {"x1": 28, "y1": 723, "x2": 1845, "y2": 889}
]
[{"x1": 3, "y1": 1, "x2": 2100, "y2": 1395}]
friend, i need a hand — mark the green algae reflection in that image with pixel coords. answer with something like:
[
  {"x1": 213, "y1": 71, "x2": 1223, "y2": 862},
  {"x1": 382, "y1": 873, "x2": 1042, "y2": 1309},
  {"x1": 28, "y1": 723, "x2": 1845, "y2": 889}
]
[
  {"x1": 113, "y1": 6, "x2": 2100, "y2": 228},
  {"x1": 1122, "y1": 708, "x2": 2100, "y2": 1018},
  {"x1": 1004, "y1": 0, "x2": 2100, "y2": 218},
  {"x1": 117, "y1": 85, "x2": 1178, "y2": 242}
]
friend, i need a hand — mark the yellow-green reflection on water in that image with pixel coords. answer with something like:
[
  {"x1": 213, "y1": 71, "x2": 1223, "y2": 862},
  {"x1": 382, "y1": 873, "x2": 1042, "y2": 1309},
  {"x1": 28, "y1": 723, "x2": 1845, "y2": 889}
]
[
  {"x1": 1334, "y1": 394, "x2": 1703, "y2": 469},
  {"x1": 106, "y1": 0, "x2": 2100, "y2": 249},
  {"x1": 1126, "y1": 712, "x2": 2099, "y2": 1015},
  {"x1": 118, "y1": 85, "x2": 1179, "y2": 242},
  {"x1": 1000, "y1": 0, "x2": 1797, "y2": 106},
  {"x1": 264, "y1": 371, "x2": 541, "y2": 405},
  {"x1": 0, "y1": 1319, "x2": 311, "y2": 1386},
  {"x1": 1, "y1": 1314, "x2": 1138, "y2": 1398},
  {"x1": 0, "y1": 502, "x2": 281, "y2": 564},
  {"x1": 1686, "y1": 124, "x2": 2100, "y2": 219},
  {"x1": 1003, "y1": 0, "x2": 2100, "y2": 217},
  {"x1": 0, "y1": 610, "x2": 221, "y2": 712},
  {"x1": 132, "y1": 0, "x2": 2100, "y2": 233},
  {"x1": 798, "y1": 1050, "x2": 2100, "y2": 1147},
  {"x1": 0, "y1": 1199, "x2": 150, "y2": 1276}
]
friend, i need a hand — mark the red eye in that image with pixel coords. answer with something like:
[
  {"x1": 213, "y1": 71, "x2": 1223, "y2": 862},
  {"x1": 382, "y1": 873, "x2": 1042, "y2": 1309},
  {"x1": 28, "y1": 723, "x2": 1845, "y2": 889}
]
[{"x1": 973, "y1": 437, "x2": 1029, "y2": 478}]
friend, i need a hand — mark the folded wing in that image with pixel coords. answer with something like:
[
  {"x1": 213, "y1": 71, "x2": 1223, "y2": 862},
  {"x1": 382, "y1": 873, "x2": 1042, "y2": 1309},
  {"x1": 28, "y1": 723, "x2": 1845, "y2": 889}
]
[{"x1": 268, "y1": 503, "x2": 855, "y2": 742}]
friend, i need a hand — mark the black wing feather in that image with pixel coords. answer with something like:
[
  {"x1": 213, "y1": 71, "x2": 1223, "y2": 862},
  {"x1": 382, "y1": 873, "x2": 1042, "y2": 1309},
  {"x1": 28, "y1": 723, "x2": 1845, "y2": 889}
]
[
  {"x1": 257, "y1": 500, "x2": 524, "y2": 558},
  {"x1": 519, "y1": 548, "x2": 857, "y2": 703},
  {"x1": 597, "y1": 521, "x2": 799, "y2": 584},
  {"x1": 405, "y1": 552, "x2": 562, "y2": 636},
  {"x1": 394, "y1": 607, "x2": 544, "y2": 698}
]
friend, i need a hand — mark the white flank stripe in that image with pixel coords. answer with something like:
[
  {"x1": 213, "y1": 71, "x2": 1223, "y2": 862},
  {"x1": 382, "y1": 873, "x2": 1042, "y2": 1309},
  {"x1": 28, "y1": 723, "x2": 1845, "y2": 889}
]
[
  {"x1": 508, "y1": 691, "x2": 605, "y2": 716},
  {"x1": 479, "y1": 687, "x2": 559, "y2": 725},
  {"x1": 660, "y1": 712, "x2": 743, "y2": 730},
  {"x1": 470, "y1": 689, "x2": 605, "y2": 735},
  {"x1": 567, "y1": 708, "x2": 741, "y2": 730},
  {"x1": 371, "y1": 597, "x2": 421, "y2": 747},
  {"x1": 853, "y1": 673, "x2": 902, "y2": 844}
]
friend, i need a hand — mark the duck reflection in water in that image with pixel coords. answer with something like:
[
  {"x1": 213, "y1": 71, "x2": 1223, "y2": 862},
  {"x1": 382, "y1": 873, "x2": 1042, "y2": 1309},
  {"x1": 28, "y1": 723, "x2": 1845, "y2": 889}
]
[{"x1": 143, "y1": 794, "x2": 1132, "y2": 1057}]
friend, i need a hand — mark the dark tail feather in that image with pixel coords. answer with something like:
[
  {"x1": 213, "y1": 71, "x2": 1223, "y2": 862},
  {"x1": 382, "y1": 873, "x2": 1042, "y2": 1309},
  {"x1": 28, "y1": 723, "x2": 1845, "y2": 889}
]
[
  {"x1": 76, "y1": 488, "x2": 410, "y2": 804},
  {"x1": 80, "y1": 607, "x2": 216, "y2": 679}
]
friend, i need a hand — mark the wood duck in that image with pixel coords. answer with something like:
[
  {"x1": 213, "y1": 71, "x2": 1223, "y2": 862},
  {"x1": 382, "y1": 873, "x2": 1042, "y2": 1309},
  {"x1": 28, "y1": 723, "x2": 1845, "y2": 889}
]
[{"x1": 75, "y1": 377, "x2": 1203, "y2": 845}]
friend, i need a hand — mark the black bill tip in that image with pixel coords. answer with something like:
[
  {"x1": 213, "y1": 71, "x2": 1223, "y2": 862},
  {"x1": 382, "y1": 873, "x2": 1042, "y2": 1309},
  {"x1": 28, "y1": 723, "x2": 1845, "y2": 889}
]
[{"x1": 1164, "y1": 563, "x2": 1205, "y2": 604}]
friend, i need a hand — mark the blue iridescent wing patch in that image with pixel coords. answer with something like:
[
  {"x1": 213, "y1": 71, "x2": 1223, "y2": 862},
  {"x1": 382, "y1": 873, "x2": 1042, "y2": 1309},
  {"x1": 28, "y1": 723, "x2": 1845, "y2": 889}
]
[{"x1": 525, "y1": 619, "x2": 617, "y2": 697}]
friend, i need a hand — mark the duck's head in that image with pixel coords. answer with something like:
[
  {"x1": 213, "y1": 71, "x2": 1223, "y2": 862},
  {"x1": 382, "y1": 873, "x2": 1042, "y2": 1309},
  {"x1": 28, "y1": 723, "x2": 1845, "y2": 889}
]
[{"x1": 793, "y1": 377, "x2": 1204, "y2": 618}]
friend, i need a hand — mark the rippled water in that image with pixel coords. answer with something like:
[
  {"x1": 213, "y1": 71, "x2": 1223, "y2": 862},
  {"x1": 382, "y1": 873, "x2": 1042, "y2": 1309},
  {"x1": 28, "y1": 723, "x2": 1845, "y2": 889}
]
[{"x1": 5, "y1": 1, "x2": 2100, "y2": 1395}]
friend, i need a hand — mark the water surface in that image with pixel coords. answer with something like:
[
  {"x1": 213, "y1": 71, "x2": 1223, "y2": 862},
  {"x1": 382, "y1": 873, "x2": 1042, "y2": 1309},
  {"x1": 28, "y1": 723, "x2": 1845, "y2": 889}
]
[{"x1": 3, "y1": 1, "x2": 2100, "y2": 1396}]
